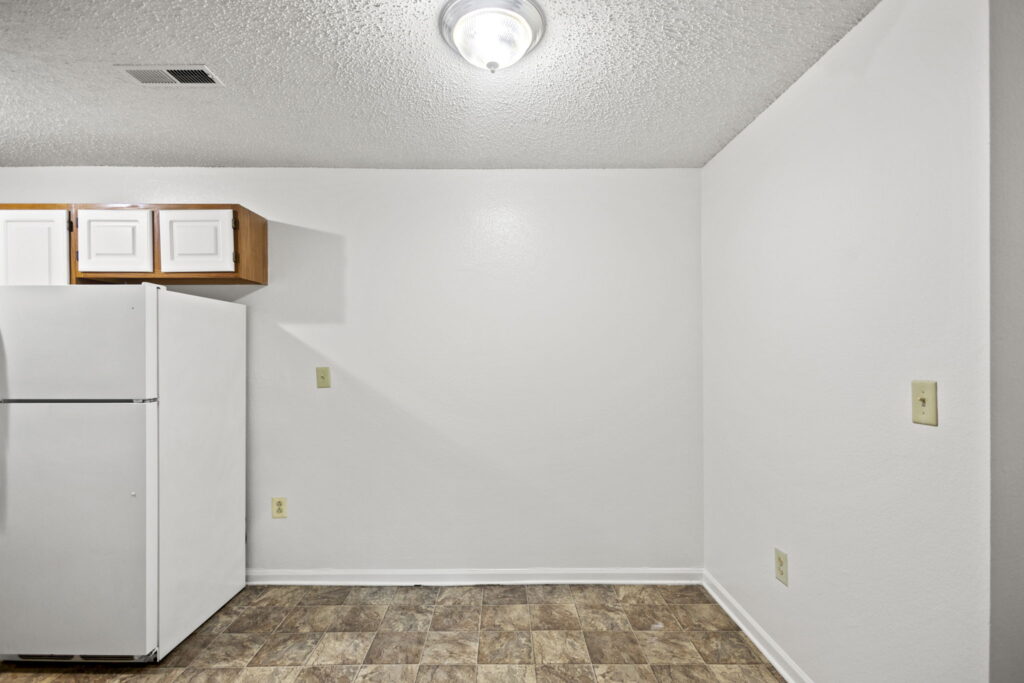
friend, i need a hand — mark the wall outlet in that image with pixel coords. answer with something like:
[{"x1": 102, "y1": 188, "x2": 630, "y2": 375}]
[
  {"x1": 272, "y1": 497, "x2": 288, "y2": 519},
  {"x1": 775, "y1": 548, "x2": 789, "y2": 586},
  {"x1": 316, "y1": 367, "x2": 331, "y2": 389}
]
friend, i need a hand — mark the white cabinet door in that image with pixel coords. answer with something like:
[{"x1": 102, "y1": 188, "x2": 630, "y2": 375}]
[
  {"x1": 0, "y1": 210, "x2": 70, "y2": 285},
  {"x1": 77, "y1": 209, "x2": 153, "y2": 272},
  {"x1": 158, "y1": 209, "x2": 235, "y2": 272}
]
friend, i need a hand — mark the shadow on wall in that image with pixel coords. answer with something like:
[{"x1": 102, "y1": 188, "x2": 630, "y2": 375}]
[{"x1": 0, "y1": 332, "x2": 7, "y2": 531}]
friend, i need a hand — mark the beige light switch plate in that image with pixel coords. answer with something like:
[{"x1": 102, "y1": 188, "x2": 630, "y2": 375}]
[
  {"x1": 775, "y1": 548, "x2": 789, "y2": 586},
  {"x1": 316, "y1": 367, "x2": 331, "y2": 389},
  {"x1": 912, "y1": 380, "x2": 938, "y2": 426}
]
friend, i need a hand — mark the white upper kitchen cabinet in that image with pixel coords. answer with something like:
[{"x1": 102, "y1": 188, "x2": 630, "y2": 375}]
[
  {"x1": 158, "y1": 210, "x2": 235, "y2": 272},
  {"x1": 0, "y1": 209, "x2": 70, "y2": 285},
  {"x1": 77, "y1": 209, "x2": 154, "y2": 272}
]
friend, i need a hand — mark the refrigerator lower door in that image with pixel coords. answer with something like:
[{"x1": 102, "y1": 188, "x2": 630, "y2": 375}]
[{"x1": 0, "y1": 402, "x2": 157, "y2": 660}]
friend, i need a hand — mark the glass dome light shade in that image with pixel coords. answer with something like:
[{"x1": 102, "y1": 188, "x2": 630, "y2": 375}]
[{"x1": 440, "y1": 0, "x2": 545, "y2": 72}]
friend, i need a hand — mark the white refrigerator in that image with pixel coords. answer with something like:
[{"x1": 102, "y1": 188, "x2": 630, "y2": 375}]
[{"x1": 0, "y1": 284, "x2": 246, "y2": 662}]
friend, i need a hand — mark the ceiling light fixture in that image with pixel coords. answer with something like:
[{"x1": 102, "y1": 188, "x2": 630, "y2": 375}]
[{"x1": 440, "y1": 0, "x2": 545, "y2": 73}]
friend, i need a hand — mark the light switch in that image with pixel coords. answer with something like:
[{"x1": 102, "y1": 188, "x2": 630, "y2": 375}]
[
  {"x1": 912, "y1": 380, "x2": 938, "y2": 426},
  {"x1": 316, "y1": 367, "x2": 331, "y2": 389}
]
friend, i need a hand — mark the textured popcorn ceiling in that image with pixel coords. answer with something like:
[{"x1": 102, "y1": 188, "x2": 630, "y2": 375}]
[{"x1": 0, "y1": 0, "x2": 880, "y2": 168}]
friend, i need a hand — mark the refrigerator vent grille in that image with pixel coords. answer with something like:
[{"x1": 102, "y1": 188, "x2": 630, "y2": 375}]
[{"x1": 121, "y1": 65, "x2": 222, "y2": 86}]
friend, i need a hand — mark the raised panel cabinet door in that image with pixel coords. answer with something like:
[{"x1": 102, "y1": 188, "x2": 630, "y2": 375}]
[
  {"x1": 158, "y1": 209, "x2": 235, "y2": 272},
  {"x1": 0, "y1": 209, "x2": 70, "y2": 285},
  {"x1": 77, "y1": 209, "x2": 154, "y2": 272}
]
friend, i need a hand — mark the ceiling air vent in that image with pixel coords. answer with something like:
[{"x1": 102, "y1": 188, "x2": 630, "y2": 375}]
[{"x1": 119, "y1": 65, "x2": 222, "y2": 86}]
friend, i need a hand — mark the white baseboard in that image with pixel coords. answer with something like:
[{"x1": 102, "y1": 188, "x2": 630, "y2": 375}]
[
  {"x1": 246, "y1": 567, "x2": 704, "y2": 586},
  {"x1": 703, "y1": 571, "x2": 812, "y2": 683}
]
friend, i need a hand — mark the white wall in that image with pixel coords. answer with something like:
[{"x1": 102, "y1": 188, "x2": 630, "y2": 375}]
[
  {"x1": 0, "y1": 167, "x2": 704, "y2": 578},
  {"x1": 990, "y1": 0, "x2": 1024, "y2": 680},
  {"x1": 701, "y1": 1, "x2": 989, "y2": 681}
]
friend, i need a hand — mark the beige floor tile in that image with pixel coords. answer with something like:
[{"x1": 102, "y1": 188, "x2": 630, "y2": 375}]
[
  {"x1": 530, "y1": 633, "x2": 589, "y2": 665},
  {"x1": 229, "y1": 587, "x2": 268, "y2": 608},
  {"x1": 307, "y1": 633, "x2": 376, "y2": 666},
  {"x1": 436, "y1": 588, "x2": 483, "y2": 607},
  {"x1": 250, "y1": 588, "x2": 307, "y2": 609},
  {"x1": 176, "y1": 669, "x2": 244, "y2": 683},
  {"x1": 534, "y1": 665, "x2": 595, "y2": 683},
  {"x1": 575, "y1": 607, "x2": 631, "y2": 632},
  {"x1": 529, "y1": 607, "x2": 580, "y2": 632},
  {"x1": 301, "y1": 588, "x2": 354, "y2": 607},
  {"x1": 294, "y1": 665, "x2": 361, "y2": 683},
  {"x1": 331, "y1": 607, "x2": 388, "y2": 632},
  {"x1": 364, "y1": 633, "x2": 427, "y2": 665},
  {"x1": 430, "y1": 608, "x2": 481, "y2": 632},
  {"x1": 421, "y1": 633, "x2": 480, "y2": 665},
  {"x1": 278, "y1": 608, "x2": 343, "y2": 634},
  {"x1": 381, "y1": 607, "x2": 435, "y2": 633},
  {"x1": 345, "y1": 588, "x2": 397, "y2": 606},
  {"x1": 476, "y1": 665, "x2": 536, "y2": 683},
  {"x1": 236, "y1": 667, "x2": 301, "y2": 682},
  {"x1": 591, "y1": 666, "x2": 657, "y2": 683},
  {"x1": 649, "y1": 666, "x2": 715, "y2": 683},
  {"x1": 192, "y1": 634, "x2": 268, "y2": 668},
  {"x1": 705, "y1": 666, "x2": 777, "y2": 683},
  {"x1": 160, "y1": 634, "x2": 218, "y2": 668},
  {"x1": 632, "y1": 634, "x2": 701, "y2": 666},
  {"x1": 477, "y1": 632, "x2": 532, "y2": 665},
  {"x1": 353, "y1": 666, "x2": 418, "y2": 683},
  {"x1": 655, "y1": 589, "x2": 711, "y2": 607},
  {"x1": 415, "y1": 666, "x2": 476, "y2": 683},
  {"x1": 393, "y1": 588, "x2": 440, "y2": 607},
  {"x1": 687, "y1": 635, "x2": 758, "y2": 666},
  {"x1": 524, "y1": 587, "x2": 572, "y2": 606},
  {"x1": 611, "y1": 589, "x2": 664, "y2": 606},
  {"x1": 225, "y1": 608, "x2": 291, "y2": 634},
  {"x1": 482, "y1": 588, "x2": 527, "y2": 606},
  {"x1": 670, "y1": 608, "x2": 735, "y2": 633},
  {"x1": 481, "y1": 606, "x2": 532, "y2": 632},
  {"x1": 570, "y1": 587, "x2": 618, "y2": 607},
  {"x1": 248, "y1": 634, "x2": 322, "y2": 667},
  {"x1": 116, "y1": 669, "x2": 188, "y2": 682},
  {"x1": 621, "y1": 608, "x2": 681, "y2": 632},
  {"x1": 197, "y1": 606, "x2": 248, "y2": 636},
  {"x1": 583, "y1": 633, "x2": 646, "y2": 665}
]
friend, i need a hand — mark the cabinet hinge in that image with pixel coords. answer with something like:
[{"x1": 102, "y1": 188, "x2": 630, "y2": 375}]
[
  {"x1": 233, "y1": 252, "x2": 239, "y2": 264},
  {"x1": 232, "y1": 215, "x2": 239, "y2": 230},
  {"x1": 67, "y1": 218, "x2": 73, "y2": 232}
]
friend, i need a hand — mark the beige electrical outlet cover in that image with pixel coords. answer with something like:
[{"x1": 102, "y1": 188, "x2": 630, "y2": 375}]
[
  {"x1": 912, "y1": 380, "x2": 938, "y2": 426},
  {"x1": 272, "y1": 497, "x2": 288, "y2": 519}
]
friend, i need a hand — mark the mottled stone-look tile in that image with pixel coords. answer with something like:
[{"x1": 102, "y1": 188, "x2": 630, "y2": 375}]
[
  {"x1": 706, "y1": 666, "x2": 778, "y2": 683},
  {"x1": 421, "y1": 632, "x2": 480, "y2": 665},
  {"x1": 393, "y1": 587, "x2": 440, "y2": 606},
  {"x1": 478, "y1": 632, "x2": 533, "y2": 665},
  {"x1": 570, "y1": 587, "x2": 617, "y2": 606},
  {"x1": 228, "y1": 587, "x2": 268, "y2": 607},
  {"x1": 345, "y1": 587, "x2": 397, "y2": 605},
  {"x1": 307, "y1": 632, "x2": 375, "y2": 666},
  {"x1": 250, "y1": 587, "x2": 307, "y2": 608},
  {"x1": 669, "y1": 607, "x2": 735, "y2": 633},
  {"x1": 436, "y1": 587, "x2": 482, "y2": 606},
  {"x1": 592, "y1": 666, "x2": 657, "y2": 683},
  {"x1": 481, "y1": 605, "x2": 532, "y2": 632},
  {"x1": 482, "y1": 587, "x2": 527, "y2": 606},
  {"x1": 583, "y1": 632, "x2": 646, "y2": 665},
  {"x1": 192, "y1": 634, "x2": 268, "y2": 668},
  {"x1": 612, "y1": 588, "x2": 664, "y2": 606},
  {"x1": 225, "y1": 607, "x2": 291, "y2": 634},
  {"x1": 248, "y1": 633, "x2": 322, "y2": 667},
  {"x1": 294, "y1": 666, "x2": 361, "y2": 683},
  {"x1": 687, "y1": 634, "x2": 759, "y2": 666},
  {"x1": 159, "y1": 633, "x2": 218, "y2": 668},
  {"x1": 331, "y1": 606, "x2": 388, "y2": 632},
  {"x1": 530, "y1": 632, "x2": 589, "y2": 665},
  {"x1": 534, "y1": 665, "x2": 595, "y2": 683},
  {"x1": 301, "y1": 587, "x2": 353, "y2": 606},
  {"x1": 477, "y1": 665, "x2": 537, "y2": 683},
  {"x1": 656, "y1": 588, "x2": 711, "y2": 606},
  {"x1": 353, "y1": 666, "x2": 418, "y2": 683},
  {"x1": 529, "y1": 606, "x2": 580, "y2": 632},
  {"x1": 117, "y1": 669, "x2": 189, "y2": 682},
  {"x1": 278, "y1": 607, "x2": 342, "y2": 634},
  {"x1": 364, "y1": 633, "x2": 427, "y2": 664},
  {"x1": 633, "y1": 634, "x2": 702, "y2": 665},
  {"x1": 176, "y1": 669, "x2": 243, "y2": 683},
  {"x1": 197, "y1": 605, "x2": 247, "y2": 635},
  {"x1": 430, "y1": 607, "x2": 481, "y2": 632},
  {"x1": 381, "y1": 606, "x2": 435, "y2": 632},
  {"x1": 524, "y1": 586, "x2": 573, "y2": 605},
  {"x1": 576, "y1": 607, "x2": 631, "y2": 632},
  {"x1": 649, "y1": 666, "x2": 716, "y2": 683},
  {"x1": 622, "y1": 607, "x2": 682, "y2": 632},
  {"x1": 415, "y1": 666, "x2": 476, "y2": 683},
  {"x1": 236, "y1": 667, "x2": 301, "y2": 682}
]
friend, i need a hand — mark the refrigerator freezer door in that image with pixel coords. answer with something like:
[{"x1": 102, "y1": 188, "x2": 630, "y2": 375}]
[
  {"x1": 0, "y1": 402, "x2": 157, "y2": 658},
  {"x1": 0, "y1": 285, "x2": 157, "y2": 400}
]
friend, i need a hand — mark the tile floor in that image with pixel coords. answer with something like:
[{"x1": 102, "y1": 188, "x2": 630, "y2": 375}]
[{"x1": 0, "y1": 585, "x2": 783, "y2": 683}]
